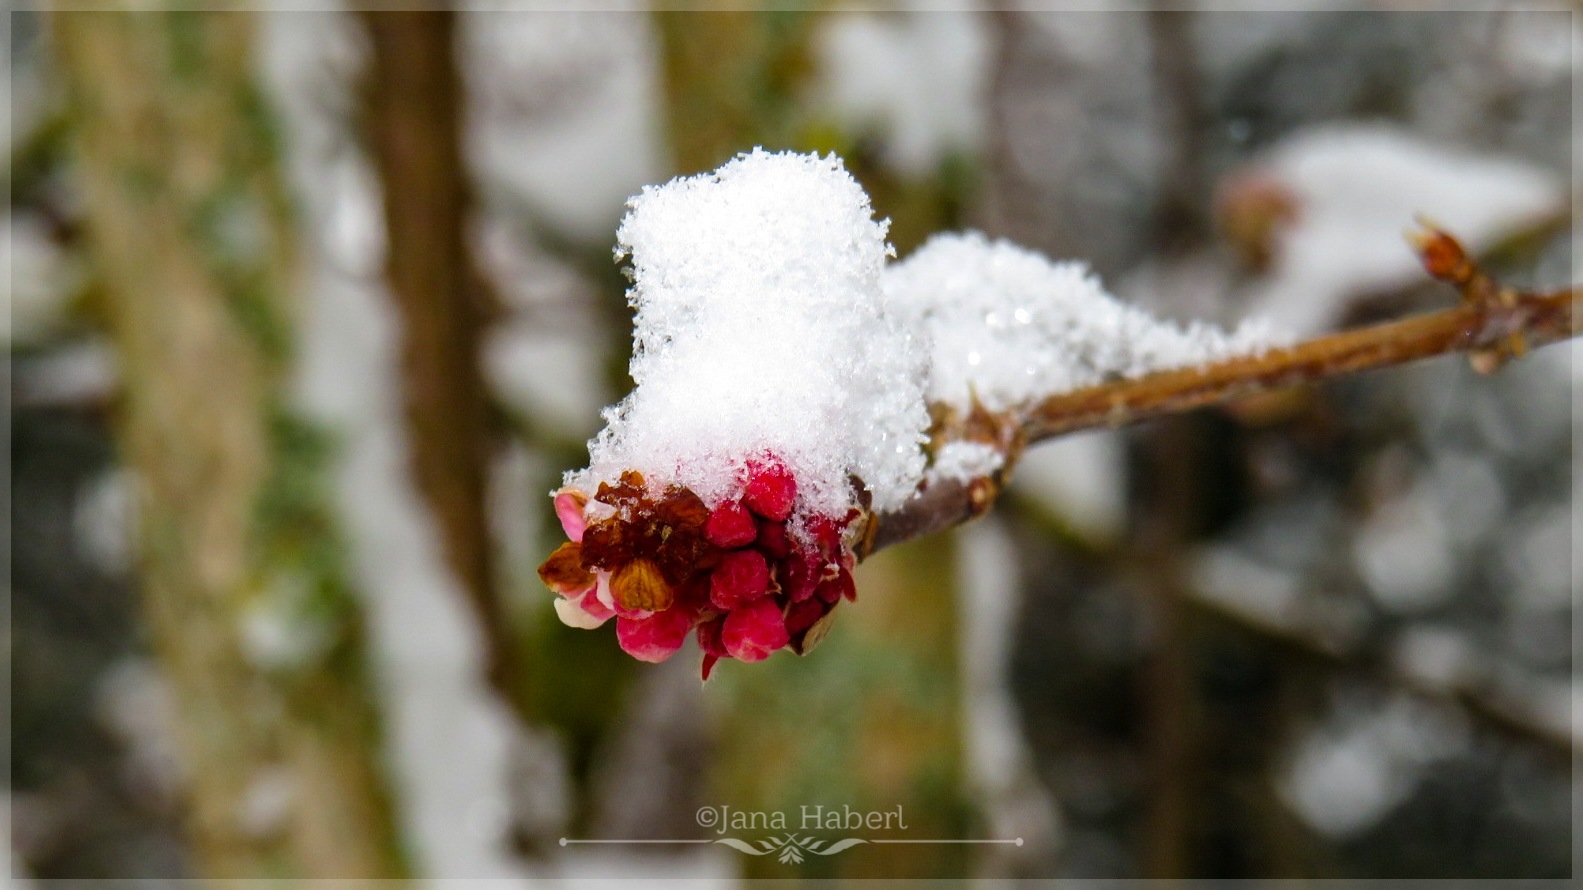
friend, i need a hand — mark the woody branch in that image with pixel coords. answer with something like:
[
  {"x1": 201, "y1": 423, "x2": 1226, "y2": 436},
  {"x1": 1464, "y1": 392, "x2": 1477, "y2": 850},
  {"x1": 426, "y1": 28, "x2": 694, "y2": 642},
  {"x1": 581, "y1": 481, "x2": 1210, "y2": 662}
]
[{"x1": 862, "y1": 224, "x2": 1580, "y2": 557}]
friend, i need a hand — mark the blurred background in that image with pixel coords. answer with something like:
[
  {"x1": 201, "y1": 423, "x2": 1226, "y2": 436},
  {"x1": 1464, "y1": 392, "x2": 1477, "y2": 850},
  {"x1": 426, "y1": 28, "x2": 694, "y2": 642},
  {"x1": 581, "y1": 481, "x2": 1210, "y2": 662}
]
[{"x1": 6, "y1": 2, "x2": 1577, "y2": 881}]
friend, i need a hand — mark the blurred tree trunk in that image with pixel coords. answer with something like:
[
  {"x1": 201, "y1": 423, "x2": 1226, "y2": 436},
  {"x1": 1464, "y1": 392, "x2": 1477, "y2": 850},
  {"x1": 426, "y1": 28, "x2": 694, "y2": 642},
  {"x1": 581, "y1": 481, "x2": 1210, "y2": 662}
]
[
  {"x1": 52, "y1": 9, "x2": 408, "y2": 878},
  {"x1": 654, "y1": 9, "x2": 819, "y2": 174},
  {"x1": 356, "y1": 10, "x2": 529, "y2": 711}
]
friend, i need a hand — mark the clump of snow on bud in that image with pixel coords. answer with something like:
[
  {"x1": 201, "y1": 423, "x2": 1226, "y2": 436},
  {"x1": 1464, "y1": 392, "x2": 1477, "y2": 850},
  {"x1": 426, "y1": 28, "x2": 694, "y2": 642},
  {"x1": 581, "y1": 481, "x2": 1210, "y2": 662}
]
[
  {"x1": 885, "y1": 231, "x2": 1284, "y2": 412},
  {"x1": 565, "y1": 148, "x2": 929, "y2": 524}
]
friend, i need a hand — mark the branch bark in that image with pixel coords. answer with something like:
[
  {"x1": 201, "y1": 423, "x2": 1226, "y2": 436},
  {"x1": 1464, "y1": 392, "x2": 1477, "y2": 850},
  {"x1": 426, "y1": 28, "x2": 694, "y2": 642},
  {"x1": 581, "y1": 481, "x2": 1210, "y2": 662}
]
[
  {"x1": 863, "y1": 228, "x2": 1580, "y2": 558},
  {"x1": 1021, "y1": 285, "x2": 1578, "y2": 445}
]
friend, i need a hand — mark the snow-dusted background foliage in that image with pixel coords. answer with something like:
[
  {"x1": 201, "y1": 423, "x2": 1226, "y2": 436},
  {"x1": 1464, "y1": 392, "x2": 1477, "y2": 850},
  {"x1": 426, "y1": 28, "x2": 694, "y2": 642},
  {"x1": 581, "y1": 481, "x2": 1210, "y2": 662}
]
[{"x1": 8, "y1": 4, "x2": 1574, "y2": 881}]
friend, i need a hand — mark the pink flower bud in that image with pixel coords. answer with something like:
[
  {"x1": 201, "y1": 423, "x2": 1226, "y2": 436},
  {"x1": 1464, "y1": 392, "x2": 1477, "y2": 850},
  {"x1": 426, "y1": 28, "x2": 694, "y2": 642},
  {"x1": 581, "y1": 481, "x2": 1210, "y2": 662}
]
[
  {"x1": 615, "y1": 608, "x2": 692, "y2": 663},
  {"x1": 781, "y1": 553, "x2": 820, "y2": 603},
  {"x1": 704, "y1": 499, "x2": 758, "y2": 548},
  {"x1": 756, "y1": 520, "x2": 792, "y2": 559},
  {"x1": 743, "y1": 458, "x2": 797, "y2": 521},
  {"x1": 784, "y1": 599, "x2": 826, "y2": 636},
  {"x1": 722, "y1": 597, "x2": 789, "y2": 662},
  {"x1": 710, "y1": 549, "x2": 771, "y2": 611}
]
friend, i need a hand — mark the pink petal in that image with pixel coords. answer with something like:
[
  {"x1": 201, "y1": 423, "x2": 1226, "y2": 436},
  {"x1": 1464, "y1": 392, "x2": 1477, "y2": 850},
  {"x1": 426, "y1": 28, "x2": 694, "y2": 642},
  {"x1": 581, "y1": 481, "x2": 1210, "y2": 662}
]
[
  {"x1": 616, "y1": 608, "x2": 692, "y2": 663},
  {"x1": 722, "y1": 597, "x2": 789, "y2": 662},
  {"x1": 554, "y1": 490, "x2": 587, "y2": 543},
  {"x1": 710, "y1": 549, "x2": 771, "y2": 611},
  {"x1": 577, "y1": 587, "x2": 614, "y2": 622},
  {"x1": 704, "y1": 499, "x2": 758, "y2": 548},
  {"x1": 554, "y1": 593, "x2": 611, "y2": 629},
  {"x1": 593, "y1": 571, "x2": 614, "y2": 610}
]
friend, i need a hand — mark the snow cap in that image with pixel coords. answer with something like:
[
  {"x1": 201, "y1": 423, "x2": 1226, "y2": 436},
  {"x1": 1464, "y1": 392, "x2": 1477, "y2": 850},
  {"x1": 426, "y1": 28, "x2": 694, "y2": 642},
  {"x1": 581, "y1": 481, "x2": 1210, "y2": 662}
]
[{"x1": 566, "y1": 149, "x2": 930, "y2": 522}]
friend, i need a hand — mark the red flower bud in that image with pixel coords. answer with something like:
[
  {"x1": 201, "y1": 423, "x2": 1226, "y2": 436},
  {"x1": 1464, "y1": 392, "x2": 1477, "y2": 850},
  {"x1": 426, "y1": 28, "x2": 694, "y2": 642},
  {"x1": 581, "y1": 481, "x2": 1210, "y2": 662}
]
[
  {"x1": 784, "y1": 599, "x2": 826, "y2": 636},
  {"x1": 704, "y1": 499, "x2": 759, "y2": 548},
  {"x1": 743, "y1": 458, "x2": 797, "y2": 521},
  {"x1": 710, "y1": 549, "x2": 771, "y2": 611},
  {"x1": 815, "y1": 567, "x2": 855, "y2": 604},
  {"x1": 756, "y1": 520, "x2": 792, "y2": 559},
  {"x1": 781, "y1": 553, "x2": 821, "y2": 602},
  {"x1": 722, "y1": 597, "x2": 789, "y2": 662},
  {"x1": 615, "y1": 608, "x2": 692, "y2": 663}
]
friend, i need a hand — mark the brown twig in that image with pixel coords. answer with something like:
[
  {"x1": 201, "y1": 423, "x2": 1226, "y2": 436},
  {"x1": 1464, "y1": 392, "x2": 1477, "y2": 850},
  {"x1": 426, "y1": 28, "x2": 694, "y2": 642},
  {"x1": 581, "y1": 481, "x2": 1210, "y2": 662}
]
[
  {"x1": 1022, "y1": 285, "x2": 1577, "y2": 444},
  {"x1": 863, "y1": 226, "x2": 1579, "y2": 558}
]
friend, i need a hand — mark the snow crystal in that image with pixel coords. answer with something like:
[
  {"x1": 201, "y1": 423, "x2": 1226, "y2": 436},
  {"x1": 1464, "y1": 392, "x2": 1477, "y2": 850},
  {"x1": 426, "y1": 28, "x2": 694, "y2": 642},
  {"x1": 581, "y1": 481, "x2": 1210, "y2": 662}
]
[
  {"x1": 885, "y1": 231, "x2": 1282, "y2": 412},
  {"x1": 565, "y1": 149, "x2": 930, "y2": 520},
  {"x1": 928, "y1": 441, "x2": 1005, "y2": 484}
]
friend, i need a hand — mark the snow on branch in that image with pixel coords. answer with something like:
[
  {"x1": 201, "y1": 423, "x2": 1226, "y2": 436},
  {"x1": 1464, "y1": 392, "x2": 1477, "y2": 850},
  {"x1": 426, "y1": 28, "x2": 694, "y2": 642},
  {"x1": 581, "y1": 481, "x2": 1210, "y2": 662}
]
[
  {"x1": 538, "y1": 149, "x2": 1579, "y2": 678},
  {"x1": 865, "y1": 223, "x2": 1579, "y2": 557}
]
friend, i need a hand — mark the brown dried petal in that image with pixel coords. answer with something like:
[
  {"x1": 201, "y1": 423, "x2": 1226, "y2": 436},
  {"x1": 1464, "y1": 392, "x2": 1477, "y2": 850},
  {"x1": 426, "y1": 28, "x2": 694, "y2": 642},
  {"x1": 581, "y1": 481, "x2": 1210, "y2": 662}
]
[
  {"x1": 538, "y1": 542, "x2": 595, "y2": 594},
  {"x1": 596, "y1": 470, "x2": 649, "y2": 513},
  {"x1": 612, "y1": 557, "x2": 674, "y2": 612},
  {"x1": 579, "y1": 519, "x2": 629, "y2": 569},
  {"x1": 655, "y1": 524, "x2": 713, "y2": 584},
  {"x1": 657, "y1": 486, "x2": 710, "y2": 530}
]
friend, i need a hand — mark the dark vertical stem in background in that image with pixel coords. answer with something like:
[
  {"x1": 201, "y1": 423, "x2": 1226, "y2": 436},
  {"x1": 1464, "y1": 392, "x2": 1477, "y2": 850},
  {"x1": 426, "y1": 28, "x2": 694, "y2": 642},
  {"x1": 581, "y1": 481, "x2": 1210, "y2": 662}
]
[
  {"x1": 1134, "y1": 420, "x2": 1201, "y2": 881},
  {"x1": 1147, "y1": 9, "x2": 1209, "y2": 256},
  {"x1": 1139, "y1": 8, "x2": 1205, "y2": 880},
  {"x1": 358, "y1": 12, "x2": 518, "y2": 701}
]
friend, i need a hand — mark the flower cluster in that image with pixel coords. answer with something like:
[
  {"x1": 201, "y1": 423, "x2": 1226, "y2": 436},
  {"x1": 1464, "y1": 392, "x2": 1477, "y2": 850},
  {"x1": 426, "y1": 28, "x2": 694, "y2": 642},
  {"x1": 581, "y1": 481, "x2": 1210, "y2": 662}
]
[{"x1": 538, "y1": 457, "x2": 857, "y2": 680}]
